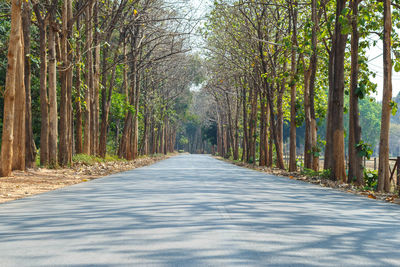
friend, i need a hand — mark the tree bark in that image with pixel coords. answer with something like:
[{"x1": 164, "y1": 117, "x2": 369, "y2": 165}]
[
  {"x1": 1, "y1": 0, "x2": 22, "y2": 176},
  {"x1": 75, "y1": 6, "x2": 83, "y2": 154},
  {"x1": 83, "y1": 3, "x2": 93, "y2": 155},
  {"x1": 92, "y1": 0, "x2": 100, "y2": 155},
  {"x1": 289, "y1": 0, "x2": 298, "y2": 172},
  {"x1": 48, "y1": 11, "x2": 58, "y2": 167},
  {"x1": 325, "y1": 0, "x2": 348, "y2": 182},
  {"x1": 378, "y1": 0, "x2": 392, "y2": 192},
  {"x1": 348, "y1": 0, "x2": 363, "y2": 185},
  {"x1": 59, "y1": 0, "x2": 73, "y2": 166},
  {"x1": 12, "y1": 27, "x2": 26, "y2": 171},
  {"x1": 33, "y1": 6, "x2": 49, "y2": 166},
  {"x1": 22, "y1": 2, "x2": 36, "y2": 168}
]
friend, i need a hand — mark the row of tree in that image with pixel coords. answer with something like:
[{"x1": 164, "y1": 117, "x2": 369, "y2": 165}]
[
  {"x1": 0, "y1": 0, "x2": 200, "y2": 176},
  {"x1": 200, "y1": 0, "x2": 399, "y2": 192}
]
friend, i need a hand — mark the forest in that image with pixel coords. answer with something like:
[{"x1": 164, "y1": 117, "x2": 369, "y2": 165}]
[{"x1": 1, "y1": 0, "x2": 400, "y2": 194}]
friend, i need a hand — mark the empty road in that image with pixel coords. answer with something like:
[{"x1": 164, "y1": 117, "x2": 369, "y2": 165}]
[{"x1": 1, "y1": 154, "x2": 400, "y2": 266}]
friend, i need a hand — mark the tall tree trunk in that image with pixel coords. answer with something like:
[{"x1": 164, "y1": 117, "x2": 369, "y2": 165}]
[
  {"x1": 92, "y1": 0, "x2": 100, "y2": 155},
  {"x1": 249, "y1": 86, "x2": 257, "y2": 164},
  {"x1": 1, "y1": 0, "x2": 22, "y2": 176},
  {"x1": 233, "y1": 87, "x2": 240, "y2": 160},
  {"x1": 242, "y1": 85, "x2": 248, "y2": 161},
  {"x1": 48, "y1": 14, "x2": 58, "y2": 167},
  {"x1": 289, "y1": 1, "x2": 298, "y2": 172},
  {"x1": 34, "y1": 10, "x2": 49, "y2": 166},
  {"x1": 378, "y1": 0, "x2": 392, "y2": 192},
  {"x1": 22, "y1": 2, "x2": 36, "y2": 168},
  {"x1": 12, "y1": 28, "x2": 26, "y2": 171},
  {"x1": 259, "y1": 90, "x2": 266, "y2": 166},
  {"x1": 304, "y1": 65, "x2": 312, "y2": 169},
  {"x1": 83, "y1": 3, "x2": 93, "y2": 155},
  {"x1": 325, "y1": 0, "x2": 348, "y2": 182},
  {"x1": 348, "y1": 0, "x2": 363, "y2": 185},
  {"x1": 99, "y1": 50, "x2": 117, "y2": 158},
  {"x1": 75, "y1": 9, "x2": 83, "y2": 154},
  {"x1": 309, "y1": 0, "x2": 319, "y2": 171},
  {"x1": 59, "y1": 0, "x2": 72, "y2": 166}
]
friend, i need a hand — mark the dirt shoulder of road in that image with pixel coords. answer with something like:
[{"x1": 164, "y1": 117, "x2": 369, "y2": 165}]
[
  {"x1": 0, "y1": 153, "x2": 177, "y2": 204},
  {"x1": 216, "y1": 156, "x2": 400, "y2": 205}
]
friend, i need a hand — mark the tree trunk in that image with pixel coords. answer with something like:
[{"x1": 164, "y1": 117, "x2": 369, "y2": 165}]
[
  {"x1": 242, "y1": 85, "x2": 248, "y2": 161},
  {"x1": 92, "y1": 0, "x2": 100, "y2": 156},
  {"x1": 348, "y1": 0, "x2": 363, "y2": 185},
  {"x1": 83, "y1": 3, "x2": 93, "y2": 155},
  {"x1": 12, "y1": 27, "x2": 26, "y2": 171},
  {"x1": 378, "y1": 0, "x2": 392, "y2": 192},
  {"x1": 304, "y1": 65, "x2": 312, "y2": 169},
  {"x1": 36, "y1": 16, "x2": 49, "y2": 166},
  {"x1": 59, "y1": 0, "x2": 73, "y2": 166},
  {"x1": 75, "y1": 9, "x2": 83, "y2": 154},
  {"x1": 259, "y1": 90, "x2": 266, "y2": 166},
  {"x1": 1, "y1": 0, "x2": 22, "y2": 176},
  {"x1": 309, "y1": 0, "x2": 319, "y2": 171},
  {"x1": 326, "y1": 0, "x2": 348, "y2": 182},
  {"x1": 22, "y1": 2, "x2": 36, "y2": 168},
  {"x1": 233, "y1": 87, "x2": 240, "y2": 160},
  {"x1": 48, "y1": 14, "x2": 58, "y2": 167}
]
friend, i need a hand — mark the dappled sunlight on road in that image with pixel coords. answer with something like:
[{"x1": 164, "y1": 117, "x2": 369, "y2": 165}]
[{"x1": 1, "y1": 154, "x2": 400, "y2": 266}]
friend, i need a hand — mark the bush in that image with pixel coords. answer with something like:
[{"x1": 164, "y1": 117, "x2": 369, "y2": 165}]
[
  {"x1": 301, "y1": 168, "x2": 331, "y2": 180},
  {"x1": 364, "y1": 169, "x2": 378, "y2": 190},
  {"x1": 72, "y1": 154, "x2": 103, "y2": 165}
]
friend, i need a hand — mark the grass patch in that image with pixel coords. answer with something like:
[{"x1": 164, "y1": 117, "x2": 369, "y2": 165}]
[{"x1": 72, "y1": 154, "x2": 104, "y2": 165}]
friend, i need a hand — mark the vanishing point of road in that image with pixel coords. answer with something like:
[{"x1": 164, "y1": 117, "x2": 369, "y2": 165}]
[{"x1": 1, "y1": 154, "x2": 400, "y2": 266}]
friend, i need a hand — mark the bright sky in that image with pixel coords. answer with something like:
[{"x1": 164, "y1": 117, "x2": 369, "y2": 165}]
[{"x1": 367, "y1": 42, "x2": 400, "y2": 101}]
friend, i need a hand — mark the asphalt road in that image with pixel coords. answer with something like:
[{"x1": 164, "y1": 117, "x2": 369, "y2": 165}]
[{"x1": 1, "y1": 154, "x2": 400, "y2": 266}]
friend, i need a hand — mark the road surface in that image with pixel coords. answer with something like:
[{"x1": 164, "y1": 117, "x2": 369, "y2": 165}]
[{"x1": 1, "y1": 154, "x2": 400, "y2": 266}]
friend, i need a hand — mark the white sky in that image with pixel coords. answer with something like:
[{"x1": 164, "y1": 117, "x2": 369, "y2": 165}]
[{"x1": 367, "y1": 42, "x2": 400, "y2": 101}]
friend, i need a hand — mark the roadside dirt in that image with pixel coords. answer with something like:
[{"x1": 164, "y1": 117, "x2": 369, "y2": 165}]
[
  {"x1": 216, "y1": 156, "x2": 400, "y2": 205},
  {"x1": 0, "y1": 154, "x2": 176, "y2": 204}
]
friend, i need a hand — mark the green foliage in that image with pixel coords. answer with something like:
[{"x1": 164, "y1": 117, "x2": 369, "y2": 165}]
[
  {"x1": 363, "y1": 169, "x2": 378, "y2": 190},
  {"x1": 72, "y1": 154, "x2": 125, "y2": 165},
  {"x1": 301, "y1": 168, "x2": 331, "y2": 180},
  {"x1": 72, "y1": 154, "x2": 105, "y2": 165},
  {"x1": 355, "y1": 140, "x2": 373, "y2": 160},
  {"x1": 179, "y1": 136, "x2": 189, "y2": 146}
]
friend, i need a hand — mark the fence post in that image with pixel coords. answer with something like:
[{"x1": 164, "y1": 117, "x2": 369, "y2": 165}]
[
  {"x1": 397, "y1": 157, "x2": 400, "y2": 187},
  {"x1": 374, "y1": 157, "x2": 377, "y2": 170}
]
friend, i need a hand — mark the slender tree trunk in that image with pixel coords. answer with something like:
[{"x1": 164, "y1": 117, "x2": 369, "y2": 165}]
[
  {"x1": 289, "y1": 0, "x2": 298, "y2": 172},
  {"x1": 48, "y1": 15, "x2": 58, "y2": 167},
  {"x1": 378, "y1": 0, "x2": 392, "y2": 192},
  {"x1": 75, "y1": 9, "x2": 83, "y2": 154},
  {"x1": 1, "y1": 0, "x2": 22, "y2": 176},
  {"x1": 259, "y1": 90, "x2": 266, "y2": 166},
  {"x1": 12, "y1": 28, "x2": 26, "y2": 171},
  {"x1": 83, "y1": 3, "x2": 93, "y2": 155},
  {"x1": 304, "y1": 66, "x2": 312, "y2": 169},
  {"x1": 233, "y1": 87, "x2": 240, "y2": 160},
  {"x1": 22, "y1": 2, "x2": 36, "y2": 168},
  {"x1": 36, "y1": 18, "x2": 49, "y2": 166},
  {"x1": 242, "y1": 85, "x2": 248, "y2": 161},
  {"x1": 309, "y1": 0, "x2": 319, "y2": 171},
  {"x1": 99, "y1": 50, "x2": 117, "y2": 158},
  {"x1": 326, "y1": 0, "x2": 348, "y2": 182},
  {"x1": 59, "y1": 0, "x2": 72, "y2": 166},
  {"x1": 348, "y1": 0, "x2": 363, "y2": 185},
  {"x1": 92, "y1": 0, "x2": 100, "y2": 155}
]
